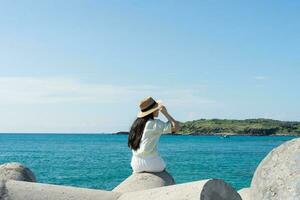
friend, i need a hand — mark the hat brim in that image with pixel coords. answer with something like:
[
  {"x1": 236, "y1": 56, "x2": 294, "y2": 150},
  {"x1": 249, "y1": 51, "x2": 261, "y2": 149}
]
[{"x1": 137, "y1": 99, "x2": 162, "y2": 118}]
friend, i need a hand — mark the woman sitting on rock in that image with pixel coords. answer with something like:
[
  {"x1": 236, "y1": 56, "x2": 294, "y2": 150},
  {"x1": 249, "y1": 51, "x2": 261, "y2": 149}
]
[{"x1": 128, "y1": 96, "x2": 181, "y2": 173}]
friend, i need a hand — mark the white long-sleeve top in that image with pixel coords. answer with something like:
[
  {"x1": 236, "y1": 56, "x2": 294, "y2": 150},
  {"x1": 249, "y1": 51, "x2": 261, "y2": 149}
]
[{"x1": 132, "y1": 118, "x2": 172, "y2": 158}]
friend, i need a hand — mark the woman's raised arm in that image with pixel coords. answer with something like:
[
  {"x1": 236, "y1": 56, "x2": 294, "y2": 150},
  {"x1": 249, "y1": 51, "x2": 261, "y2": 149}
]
[{"x1": 159, "y1": 105, "x2": 181, "y2": 133}]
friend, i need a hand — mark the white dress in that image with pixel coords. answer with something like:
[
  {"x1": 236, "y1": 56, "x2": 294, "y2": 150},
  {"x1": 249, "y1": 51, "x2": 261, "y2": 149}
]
[{"x1": 130, "y1": 119, "x2": 172, "y2": 173}]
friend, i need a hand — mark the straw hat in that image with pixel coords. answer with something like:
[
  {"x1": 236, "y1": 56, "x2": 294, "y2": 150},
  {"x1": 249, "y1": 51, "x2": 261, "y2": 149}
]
[{"x1": 137, "y1": 96, "x2": 162, "y2": 118}]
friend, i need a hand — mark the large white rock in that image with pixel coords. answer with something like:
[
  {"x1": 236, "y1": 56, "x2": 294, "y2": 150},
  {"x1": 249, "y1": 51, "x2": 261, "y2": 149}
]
[
  {"x1": 5, "y1": 180, "x2": 121, "y2": 200},
  {"x1": 251, "y1": 138, "x2": 300, "y2": 200},
  {"x1": 113, "y1": 170, "x2": 175, "y2": 193},
  {"x1": 238, "y1": 188, "x2": 251, "y2": 200},
  {"x1": 0, "y1": 162, "x2": 36, "y2": 182},
  {"x1": 118, "y1": 179, "x2": 242, "y2": 200},
  {"x1": 0, "y1": 180, "x2": 9, "y2": 200}
]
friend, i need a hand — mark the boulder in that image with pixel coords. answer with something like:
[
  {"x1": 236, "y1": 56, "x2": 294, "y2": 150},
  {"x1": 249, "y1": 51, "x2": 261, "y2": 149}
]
[
  {"x1": 5, "y1": 180, "x2": 121, "y2": 200},
  {"x1": 0, "y1": 162, "x2": 36, "y2": 182},
  {"x1": 118, "y1": 179, "x2": 242, "y2": 200},
  {"x1": 238, "y1": 188, "x2": 251, "y2": 200},
  {"x1": 0, "y1": 180, "x2": 9, "y2": 200},
  {"x1": 251, "y1": 138, "x2": 300, "y2": 200},
  {"x1": 112, "y1": 170, "x2": 175, "y2": 193}
]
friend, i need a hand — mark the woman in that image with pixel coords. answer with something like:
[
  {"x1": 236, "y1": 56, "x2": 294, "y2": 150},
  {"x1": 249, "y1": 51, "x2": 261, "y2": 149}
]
[{"x1": 128, "y1": 96, "x2": 181, "y2": 173}]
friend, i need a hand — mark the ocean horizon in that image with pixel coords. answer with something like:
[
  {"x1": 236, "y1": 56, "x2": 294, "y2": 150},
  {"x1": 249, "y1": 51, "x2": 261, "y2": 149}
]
[{"x1": 0, "y1": 134, "x2": 297, "y2": 191}]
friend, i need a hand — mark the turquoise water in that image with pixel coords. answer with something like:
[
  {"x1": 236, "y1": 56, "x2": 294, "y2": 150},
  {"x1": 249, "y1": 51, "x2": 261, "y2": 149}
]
[{"x1": 0, "y1": 134, "x2": 296, "y2": 190}]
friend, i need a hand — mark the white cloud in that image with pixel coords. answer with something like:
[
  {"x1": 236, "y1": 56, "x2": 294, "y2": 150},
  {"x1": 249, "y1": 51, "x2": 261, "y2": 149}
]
[
  {"x1": 0, "y1": 77, "x2": 216, "y2": 107},
  {"x1": 0, "y1": 77, "x2": 134, "y2": 104},
  {"x1": 0, "y1": 76, "x2": 218, "y2": 132}
]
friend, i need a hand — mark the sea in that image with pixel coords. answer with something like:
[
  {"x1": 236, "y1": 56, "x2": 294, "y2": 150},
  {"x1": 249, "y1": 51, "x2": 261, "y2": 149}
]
[{"x1": 0, "y1": 134, "x2": 296, "y2": 191}]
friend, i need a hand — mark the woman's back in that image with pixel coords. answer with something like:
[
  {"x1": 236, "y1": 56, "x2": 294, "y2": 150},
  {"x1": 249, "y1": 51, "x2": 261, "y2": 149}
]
[{"x1": 132, "y1": 119, "x2": 172, "y2": 158}]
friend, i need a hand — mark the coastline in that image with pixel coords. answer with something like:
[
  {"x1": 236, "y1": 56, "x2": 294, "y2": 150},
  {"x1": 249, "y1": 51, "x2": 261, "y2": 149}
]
[
  {"x1": 116, "y1": 118, "x2": 300, "y2": 136},
  {"x1": 114, "y1": 131, "x2": 299, "y2": 137}
]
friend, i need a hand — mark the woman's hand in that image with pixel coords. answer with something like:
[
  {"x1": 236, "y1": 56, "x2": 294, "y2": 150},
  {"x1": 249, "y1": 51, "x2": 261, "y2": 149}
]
[
  {"x1": 159, "y1": 105, "x2": 168, "y2": 114},
  {"x1": 158, "y1": 103, "x2": 181, "y2": 132}
]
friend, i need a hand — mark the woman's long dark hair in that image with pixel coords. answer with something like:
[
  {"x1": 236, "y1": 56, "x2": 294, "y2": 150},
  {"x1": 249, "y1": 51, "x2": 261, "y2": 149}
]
[{"x1": 128, "y1": 113, "x2": 154, "y2": 151}]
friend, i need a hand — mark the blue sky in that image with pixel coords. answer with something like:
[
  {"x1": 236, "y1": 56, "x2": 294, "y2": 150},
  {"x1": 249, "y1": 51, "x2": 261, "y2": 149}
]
[{"x1": 0, "y1": 0, "x2": 299, "y2": 133}]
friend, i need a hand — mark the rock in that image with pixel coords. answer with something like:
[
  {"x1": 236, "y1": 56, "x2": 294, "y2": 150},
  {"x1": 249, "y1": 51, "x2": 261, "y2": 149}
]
[
  {"x1": 5, "y1": 180, "x2": 121, "y2": 200},
  {"x1": 251, "y1": 138, "x2": 300, "y2": 200},
  {"x1": 118, "y1": 179, "x2": 242, "y2": 200},
  {"x1": 0, "y1": 180, "x2": 9, "y2": 200},
  {"x1": 112, "y1": 170, "x2": 175, "y2": 193},
  {"x1": 0, "y1": 162, "x2": 36, "y2": 182},
  {"x1": 238, "y1": 188, "x2": 251, "y2": 200},
  {"x1": 5, "y1": 178, "x2": 241, "y2": 200}
]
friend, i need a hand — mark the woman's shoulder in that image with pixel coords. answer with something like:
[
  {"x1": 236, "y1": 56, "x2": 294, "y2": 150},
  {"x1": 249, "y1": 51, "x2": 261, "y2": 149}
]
[
  {"x1": 144, "y1": 119, "x2": 157, "y2": 129},
  {"x1": 147, "y1": 118, "x2": 161, "y2": 125},
  {"x1": 152, "y1": 118, "x2": 165, "y2": 124},
  {"x1": 145, "y1": 118, "x2": 156, "y2": 126},
  {"x1": 145, "y1": 119, "x2": 164, "y2": 129},
  {"x1": 144, "y1": 118, "x2": 171, "y2": 135}
]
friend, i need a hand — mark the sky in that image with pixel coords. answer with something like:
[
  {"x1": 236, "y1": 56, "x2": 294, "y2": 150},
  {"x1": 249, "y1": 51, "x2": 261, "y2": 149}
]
[{"x1": 0, "y1": 0, "x2": 299, "y2": 133}]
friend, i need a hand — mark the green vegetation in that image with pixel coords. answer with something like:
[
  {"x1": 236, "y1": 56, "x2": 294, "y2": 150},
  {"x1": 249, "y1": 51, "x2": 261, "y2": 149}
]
[{"x1": 177, "y1": 118, "x2": 300, "y2": 136}]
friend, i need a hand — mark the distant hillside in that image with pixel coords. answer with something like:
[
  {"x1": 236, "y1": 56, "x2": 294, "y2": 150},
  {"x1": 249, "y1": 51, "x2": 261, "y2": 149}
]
[
  {"x1": 116, "y1": 118, "x2": 300, "y2": 136},
  {"x1": 178, "y1": 118, "x2": 300, "y2": 136}
]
